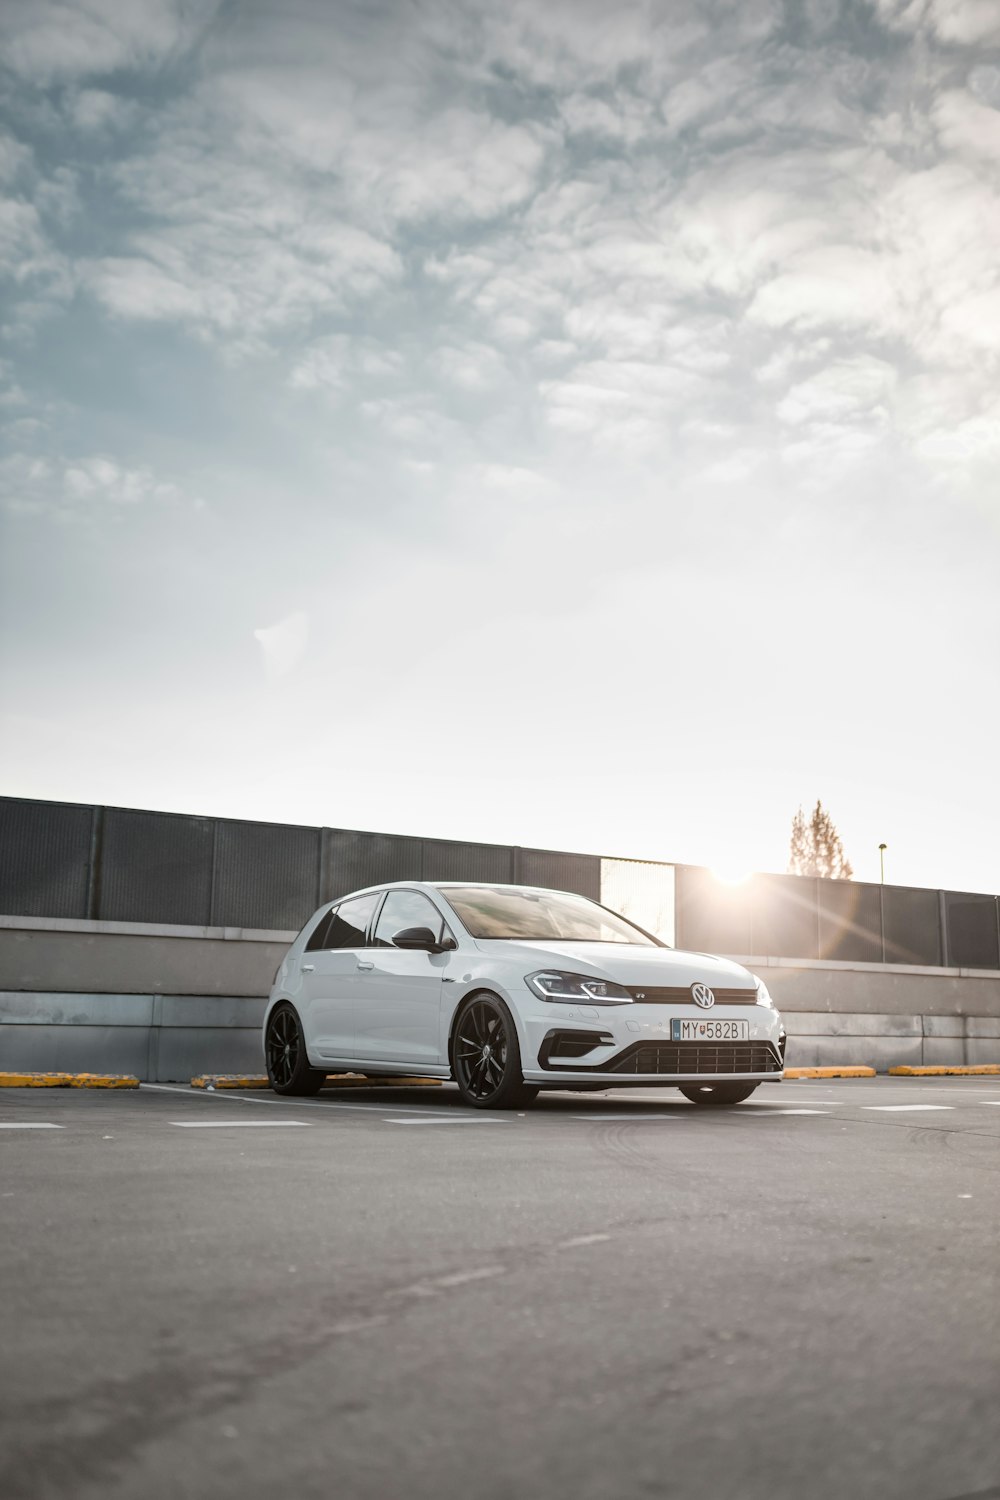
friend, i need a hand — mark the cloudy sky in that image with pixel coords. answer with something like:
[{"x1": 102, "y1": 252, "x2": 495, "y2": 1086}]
[{"x1": 1, "y1": 0, "x2": 999, "y2": 895}]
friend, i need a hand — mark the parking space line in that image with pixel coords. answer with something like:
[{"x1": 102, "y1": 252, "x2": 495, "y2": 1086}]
[
  {"x1": 0, "y1": 1122, "x2": 65, "y2": 1129},
  {"x1": 143, "y1": 1082, "x2": 471, "y2": 1119},
  {"x1": 571, "y1": 1113, "x2": 676, "y2": 1121},
  {"x1": 862, "y1": 1104, "x2": 954, "y2": 1112},
  {"x1": 763, "y1": 1109, "x2": 830, "y2": 1116},
  {"x1": 434, "y1": 1266, "x2": 506, "y2": 1287},
  {"x1": 169, "y1": 1120, "x2": 311, "y2": 1128},
  {"x1": 383, "y1": 1116, "x2": 505, "y2": 1125}
]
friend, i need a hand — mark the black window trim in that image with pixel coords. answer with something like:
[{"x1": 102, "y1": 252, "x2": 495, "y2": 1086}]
[
  {"x1": 306, "y1": 885, "x2": 458, "y2": 953},
  {"x1": 370, "y1": 885, "x2": 455, "y2": 950}
]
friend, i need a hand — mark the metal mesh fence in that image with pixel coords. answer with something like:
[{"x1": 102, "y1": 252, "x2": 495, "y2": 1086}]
[
  {"x1": 211, "y1": 819, "x2": 321, "y2": 931},
  {"x1": 818, "y1": 880, "x2": 883, "y2": 963},
  {"x1": 100, "y1": 808, "x2": 214, "y2": 926},
  {"x1": 944, "y1": 892, "x2": 1000, "y2": 970},
  {"x1": 0, "y1": 799, "x2": 93, "y2": 918},
  {"x1": 1, "y1": 796, "x2": 997, "y2": 968}
]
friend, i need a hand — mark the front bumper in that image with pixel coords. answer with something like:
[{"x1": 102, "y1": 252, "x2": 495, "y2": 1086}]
[{"x1": 520, "y1": 1003, "x2": 786, "y2": 1086}]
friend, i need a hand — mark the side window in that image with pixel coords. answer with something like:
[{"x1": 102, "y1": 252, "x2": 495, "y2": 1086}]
[
  {"x1": 373, "y1": 890, "x2": 446, "y2": 948},
  {"x1": 326, "y1": 892, "x2": 381, "y2": 950},
  {"x1": 305, "y1": 909, "x2": 336, "y2": 952}
]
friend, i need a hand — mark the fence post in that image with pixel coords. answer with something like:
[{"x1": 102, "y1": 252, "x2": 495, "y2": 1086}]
[
  {"x1": 85, "y1": 805, "x2": 104, "y2": 920},
  {"x1": 208, "y1": 820, "x2": 220, "y2": 927},
  {"x1": 319, "y1": 828, "x2": 334, "y2": 904},
  {"x1": 938, "y1": 889, "x2": 950, "y2": 967}
]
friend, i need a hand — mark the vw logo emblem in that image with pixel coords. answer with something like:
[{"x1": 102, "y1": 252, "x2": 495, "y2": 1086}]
[{"x1": 691, "y1": 983, "x2": 715, "y2": 1009}]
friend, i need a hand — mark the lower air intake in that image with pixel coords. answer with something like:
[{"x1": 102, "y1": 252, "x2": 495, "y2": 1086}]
[{"x1": 609, "y1": 1041, "x2": 782, "y2": 1075}]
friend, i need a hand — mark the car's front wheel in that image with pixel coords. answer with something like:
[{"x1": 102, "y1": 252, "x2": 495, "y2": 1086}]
[
  {"x1": 452, "y1": 993, "x2": 538, "y2": 1110},
  {"x1": 265, "y1": 1003, "x2": 326, "y2": 1096},
  {"x1": 679, "y1": 1082, "x2": 759, "y2": 1107}
]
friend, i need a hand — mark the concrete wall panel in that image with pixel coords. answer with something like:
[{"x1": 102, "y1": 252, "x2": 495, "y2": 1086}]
[
  {"x1": 0, "y1": 927, "x2": 288, "y2": 997},
  {"x1": 0, "y1": 991, "x2": 154, "y2": 1026},
  {"x1": 754, "y1": 962, "x2": 1000, "y2": 1017},
  {"x1": 154, "y1": 1027, "x2": 264, "y2": 1082},
  {"x1": 783, "y1": 1011, "x2": 922, "y2": 1037},
  {"x1": 0, "y1": 1023, "x2": 151, "y2": 1076}
]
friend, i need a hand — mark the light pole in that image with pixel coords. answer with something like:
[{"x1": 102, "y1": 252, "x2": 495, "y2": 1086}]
[{"x1": 878, "y1": 843, "x2": 887, "y2": 884}]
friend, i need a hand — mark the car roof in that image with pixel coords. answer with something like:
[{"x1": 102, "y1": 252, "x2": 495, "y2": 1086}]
[{"x1": 330, "y1": 879, "x2": 582, "y2": 900}]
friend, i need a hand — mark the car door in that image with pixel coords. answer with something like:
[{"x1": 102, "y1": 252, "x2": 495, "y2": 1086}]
[
  {"x1": 354, "y1": 889, "x2": 451, "y2": 1065},
  {"x1": 300, "y1": 891, "x2": 381, "y2": 1061}
]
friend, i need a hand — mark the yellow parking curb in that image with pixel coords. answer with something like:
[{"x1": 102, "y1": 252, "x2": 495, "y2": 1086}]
[
  {"x1": 191, "y1": 1074, "x2": 443, "y2": 1090},
  {"x1": 0, "y1": 1072, "x2": 139, "y2": 1088},
  {"x1": 192, "y1": 1075, "x2": 269, "y2": 1089},
  {"x1": 889, "y1": 1065, "x2": 1000, "y2": 1076},
  {"x1": 783, "y1": 1066, "x2": 876, "y2": 1079}
]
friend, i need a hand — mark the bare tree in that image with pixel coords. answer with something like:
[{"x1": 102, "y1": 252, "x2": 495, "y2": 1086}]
[{"x1": 788, "y1": 801, "x2": 854, "y2": 879}]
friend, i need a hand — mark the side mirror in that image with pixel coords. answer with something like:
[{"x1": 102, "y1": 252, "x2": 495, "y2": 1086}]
[{"x1": 392, "y1": 926, "x2": 442, "y2": 952}]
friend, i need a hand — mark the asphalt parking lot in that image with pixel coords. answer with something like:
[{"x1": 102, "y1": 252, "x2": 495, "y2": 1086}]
[{"x1": 2, "y1": 1077, "x2": 999, "y2": 1500}]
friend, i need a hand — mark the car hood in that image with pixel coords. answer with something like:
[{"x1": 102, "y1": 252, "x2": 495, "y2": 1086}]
[{"x1": 473, "y1": 939, "x2": 757, "y2": 990}]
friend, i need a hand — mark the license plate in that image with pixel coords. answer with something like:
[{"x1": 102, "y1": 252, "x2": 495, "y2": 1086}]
[{"x1": 670, "y1": 1018, "x2": 750, "y2": 1041}]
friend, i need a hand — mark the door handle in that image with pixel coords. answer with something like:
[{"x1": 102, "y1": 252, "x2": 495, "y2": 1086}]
[
  {"x1": 301, "y1": 964, "x2": 315, "y2": 972},
  {"x1": 357, "y1": 960, "x2": 374, "y2": 971}
]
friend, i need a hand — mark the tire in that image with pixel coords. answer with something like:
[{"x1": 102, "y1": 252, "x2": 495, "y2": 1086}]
[
  {"x1": 265, "y1": 1003, "x2": 326, "y2": 1096},
  {"x1": 452, "y1": 993, "x2": 539, "y2": 1110},
  {"x1": 679, "y1": 1082, "x2": 759, "y2": 1107}
]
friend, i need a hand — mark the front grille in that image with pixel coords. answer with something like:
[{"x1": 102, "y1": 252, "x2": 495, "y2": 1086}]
[
  {"x1": 610, "y1": 1041, "x2": 782, "y2": 1075},
  {"x1": 626, "y1": 986, "x2": 758, "y2": 1005}
]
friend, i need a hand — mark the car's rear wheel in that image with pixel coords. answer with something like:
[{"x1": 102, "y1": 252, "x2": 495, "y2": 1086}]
[
  {"x1": 452, "y1": 993, "x2": 538, "y2": 1110},
  {"x1": 265, "y1": 1003, "x2": 326, "y2": 1096},
  {"x1": 679, "y1": 1082, "x2": 759, "y2": 1107}
]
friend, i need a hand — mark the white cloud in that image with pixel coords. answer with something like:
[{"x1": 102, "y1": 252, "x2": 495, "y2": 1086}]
[
  {"x1": 0, "y1": 450, "x2": 184, "y2": 515},
  {"x1": 254, "y1": 611, "x2": 309, "y2": 680},
  {"x1": 871, "y1": 0, "x2": 1000, "y2": 45},
  {"x1": 68, "y1": 89, "x2": 138, "y2": 134},
  {"x1": 777, "y1": 357, "x2": 898, "y2": 427},
  {"x1": 933, "y1": 88, "x2": 1000, "y2": 163},
  {"x1": 0, "y1": 0, "x2": 220, "y2": 84},
  {"x1": 431, "y1": 343, "x2": 506, "y2": 391},
  {"x1": 748, "y1": 246, "x2": 899, "y2": 334}
]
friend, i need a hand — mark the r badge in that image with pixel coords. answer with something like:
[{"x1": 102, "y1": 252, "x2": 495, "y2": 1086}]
[{"x1": 691, "y1": 983, "x2": 715, "y2": 1009}]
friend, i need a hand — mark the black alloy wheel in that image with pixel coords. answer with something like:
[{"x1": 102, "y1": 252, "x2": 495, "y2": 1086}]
[
  {"x1": 452, "y1": 993, "x2": 538, "y2": 1110},
  {"x1": 265, "y1": 1004, "x2": 325, "y2": 1096},
  {"x1": 679, "y1": 1081, "x2": 759, "y2": 1107}
]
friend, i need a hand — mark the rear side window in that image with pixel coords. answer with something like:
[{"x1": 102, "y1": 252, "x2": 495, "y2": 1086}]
[
  {"x1": 326, "y1": 892, "x2": 381, "y2": 949},
  {"x1": 305, "y1": 910, "x2": 335, "y2": 952}
]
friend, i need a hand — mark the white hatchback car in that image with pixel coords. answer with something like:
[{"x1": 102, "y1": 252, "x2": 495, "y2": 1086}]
[{"x1": 264, "y1": 881, "x2": 785, "y2": 1108}]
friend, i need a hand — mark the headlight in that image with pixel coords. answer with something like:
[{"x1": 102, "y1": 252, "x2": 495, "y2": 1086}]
[
  {"x1": 525, "y1": 970, "x2": 633, "y2": 1004},
  {"x1": 754, "y1": 977, "x2": 774, "y2": 1008}
]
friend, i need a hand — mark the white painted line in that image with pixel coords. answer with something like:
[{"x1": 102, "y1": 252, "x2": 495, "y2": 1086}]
[
  {"x1": 386, "y1": 1266, "x2": 505, "y2": 1299},
  {"x1": 862, "y1": 1104, "x2": 954, "y2": 1113},
  {"x1": 170, "y1": 1120, "x2": 311, "y2": 1128},
  {"x1": 145, "y1": 1082, "x2": 466, "y2": 1118},
  {"x1": 571, "y1": 1113, "x2": 676, "y2": 1121},
  {"x1": 764, "y1": 1109, "x2": 830, "y2": 1116},
  {"x1": 0, "y1": 1122, "x2": 65, "y2": 1129},
  {"x1": 433, "y1": 1266, "x2": 505, "y2": 1287},
  {"x1": 559, "y1": 1233, "x2": 612, "y2": 1248},
  {"x1": 746, "y1": 1097, "x2": 843, "y2": 1106},
  {"x1": 383, "y1": 1116, "x2": 505, "y2": 1125}
]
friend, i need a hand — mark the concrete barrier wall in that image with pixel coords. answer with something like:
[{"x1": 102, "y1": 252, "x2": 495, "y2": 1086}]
[
  {"x1": 2, "y1": 918, "x2": 999, "y2": 1080},
  {"x1": 734, "y1": 955, "x2": 1000, "y2": 1068},
  {"x1": 0, "y1": 917, "x2": 281, "y2": 1080}
]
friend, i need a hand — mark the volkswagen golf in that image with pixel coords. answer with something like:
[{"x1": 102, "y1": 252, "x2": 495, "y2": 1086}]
[{"x1": 264, "y1": 881, "x2": 785, "y2": 1107}]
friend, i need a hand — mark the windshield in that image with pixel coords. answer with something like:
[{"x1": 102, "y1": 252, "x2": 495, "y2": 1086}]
[{"x1": 440, "y1": 886, "x2": 660, "y2": 944}]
